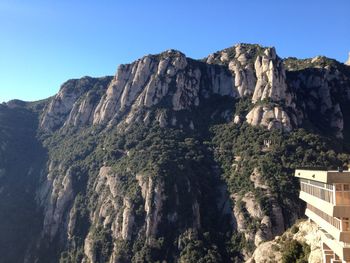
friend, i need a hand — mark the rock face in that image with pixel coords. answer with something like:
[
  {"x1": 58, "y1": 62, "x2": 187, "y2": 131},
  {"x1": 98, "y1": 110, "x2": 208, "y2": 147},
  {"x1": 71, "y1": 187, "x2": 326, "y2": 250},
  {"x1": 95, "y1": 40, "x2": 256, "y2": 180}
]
[
  {"x1": 41, "y1": 44, "x2": 299, "y2": 134},
  {"x1": 246, "y1": 105, "x2": 292, "y2": 132},
  {"x1": 232, "y1": 167, "x2": 286, "y2": 256},
  {"x1": 41, "y1": 77, "x2": 112, "y2": 131},
  {"x1": 90, "y1": 166, "x2": 137, "y2": 242},
  {"x1": 286, "y1": 56, "x2": 350, "y2": 138},
  {"x1": 252, "y1": 48, "x2": 290, "y2": 104},
  {"x1": 42, "y1": 50, "x2": 236, "y2": 132},
  {"x1": 43, "y1": 168, "x2": 74, "y2": 239},
  {"x1": 227, "y1": 45, "x2": 257, "y2": 97},
  {"x1": 248, "y1": 220, "x2": 322, "y2": 263},
  {"x1": 40, "y1": 44, "x2": 350, "y2": 138},
  {"x1": 135, "y1": 174, "x2": 165, "y2": 240},
  {"x1": 206, "y1": 44, "x2": 297, "y2": 132}
]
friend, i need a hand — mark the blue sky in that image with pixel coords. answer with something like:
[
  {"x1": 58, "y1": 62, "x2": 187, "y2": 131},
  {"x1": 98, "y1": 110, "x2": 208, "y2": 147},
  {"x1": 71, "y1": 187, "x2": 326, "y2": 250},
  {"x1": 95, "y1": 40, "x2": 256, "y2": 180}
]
[{"x1": 0, "y1": 0, "x2": 349, "y2": 102}]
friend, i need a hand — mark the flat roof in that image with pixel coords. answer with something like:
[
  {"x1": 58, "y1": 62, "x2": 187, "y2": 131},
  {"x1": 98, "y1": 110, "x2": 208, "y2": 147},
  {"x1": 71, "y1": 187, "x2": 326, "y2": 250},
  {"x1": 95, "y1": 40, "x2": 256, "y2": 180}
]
[{"x1": 295, "y1": 169, "x2": 350, "y2": 184}]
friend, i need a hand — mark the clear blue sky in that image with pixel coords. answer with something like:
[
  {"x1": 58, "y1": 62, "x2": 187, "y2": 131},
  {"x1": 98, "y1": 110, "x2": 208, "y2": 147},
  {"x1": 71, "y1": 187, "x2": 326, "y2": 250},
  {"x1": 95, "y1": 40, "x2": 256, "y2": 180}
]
[{"x1": 0, "y1": 0, "x2": 349, "y2": 102}]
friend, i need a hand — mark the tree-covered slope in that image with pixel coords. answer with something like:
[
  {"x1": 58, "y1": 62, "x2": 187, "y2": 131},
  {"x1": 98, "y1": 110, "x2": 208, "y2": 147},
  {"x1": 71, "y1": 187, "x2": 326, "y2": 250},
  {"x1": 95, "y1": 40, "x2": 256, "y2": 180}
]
[{"x1": 0, "y1": 103, "x2": 47, "y2": 263}]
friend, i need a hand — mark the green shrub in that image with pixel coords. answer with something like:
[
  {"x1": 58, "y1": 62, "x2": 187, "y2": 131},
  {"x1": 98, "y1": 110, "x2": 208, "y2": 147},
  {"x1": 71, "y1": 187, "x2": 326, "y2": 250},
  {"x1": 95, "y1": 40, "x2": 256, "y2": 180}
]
[{"x1": 281, "y1": 240, "x2": 310, "y2": 263}]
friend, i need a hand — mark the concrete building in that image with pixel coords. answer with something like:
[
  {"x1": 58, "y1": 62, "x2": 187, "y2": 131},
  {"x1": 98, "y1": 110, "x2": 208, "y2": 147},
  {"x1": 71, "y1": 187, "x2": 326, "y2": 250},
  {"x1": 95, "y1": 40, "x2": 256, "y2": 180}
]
[{"x1": 295, "y1": 169, "x2": 350, "y2": 263}]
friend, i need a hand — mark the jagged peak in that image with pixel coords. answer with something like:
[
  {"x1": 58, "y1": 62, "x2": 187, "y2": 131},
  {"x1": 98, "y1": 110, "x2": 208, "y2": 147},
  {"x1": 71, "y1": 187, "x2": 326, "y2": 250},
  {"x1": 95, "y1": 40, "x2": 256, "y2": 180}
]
[
  {"x1": 55, "y1": 76, "x2": 112, "y2": 96},
  {"x1": 160, "y1": 49, "x2": 185, "y2": 57},
  {"x1": 283, "y1": 55, "x2": 345, "y2": 71},
  {"x1": 6, "y1": 99, "x2": 27, "y2": 109},
  {"x1": 215, "y1": 43, "x2": 271, "y2": 54},
  {"x1": 128, "y1": 49, "x2": 187, "y2": 65},
  {"x1": 205, "y1": 43, "x2": 279, "y2": 66},
  {"x1": 113, "y1": 49, "x2": 189, "y2": 78}
]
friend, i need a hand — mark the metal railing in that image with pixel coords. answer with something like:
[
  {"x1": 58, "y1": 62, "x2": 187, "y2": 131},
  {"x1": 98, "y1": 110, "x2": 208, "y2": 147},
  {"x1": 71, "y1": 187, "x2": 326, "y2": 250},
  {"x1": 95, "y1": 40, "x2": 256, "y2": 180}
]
[
  {"x1": 301, "y1": 182, "x2": 334, "y2": 204},
  {"x1": 307, "y1": 204, "x2": 341, "y2": 230}
]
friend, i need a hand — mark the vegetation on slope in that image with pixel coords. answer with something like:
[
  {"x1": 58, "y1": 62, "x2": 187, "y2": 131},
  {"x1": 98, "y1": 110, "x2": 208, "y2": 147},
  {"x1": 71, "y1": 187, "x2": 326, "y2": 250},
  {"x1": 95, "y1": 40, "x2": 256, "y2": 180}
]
[{"x1": 0, "y1": 105, "x2": 46, "y2": 263}]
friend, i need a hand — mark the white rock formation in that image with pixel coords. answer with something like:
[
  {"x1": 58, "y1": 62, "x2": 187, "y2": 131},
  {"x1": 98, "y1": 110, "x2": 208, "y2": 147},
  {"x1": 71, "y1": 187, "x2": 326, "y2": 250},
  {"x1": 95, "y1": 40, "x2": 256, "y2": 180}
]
[
  {"x1": 41, "y1": 80, "x2": 85, "y2": 130},
  {"x1": 138, "y1": 175, "x2": 166, "y2": 241},
  {"x1": 40, "y1": 77, "x2": 110, "y2": 131},
  {"x1": 232, "y1": 166, "x2": 288, "y2": 257},
  {"x1": 64, "y1": 91, "x2": 98, "y2": 127},
  {"x1": 246, "y1": 105, "x2": 293, "y2": 132},
  {"x1": 206, "y1": 44, "x2": 296, "y2": 132},
  {"x1": 248, "y1": 220, "x2": 322, "y2": 263},
  {"x1": 345, "y1": 52, "x2": 350, "y2": 66},
  {"x1": 92, "y1": 51, "x2": 236, "y2": 128},
  {"x1": 41, "y1": 50, "x2": 239, "y2": 132},
  {"x1": 252, "y1": 48, "x2": 290, "y2": 104},
  {"x1": 42, "y1": 167, "x2": 74, "y2": 239},
  {"x1": 228, "y1": 45, "x2": 257, "y2": 97}
]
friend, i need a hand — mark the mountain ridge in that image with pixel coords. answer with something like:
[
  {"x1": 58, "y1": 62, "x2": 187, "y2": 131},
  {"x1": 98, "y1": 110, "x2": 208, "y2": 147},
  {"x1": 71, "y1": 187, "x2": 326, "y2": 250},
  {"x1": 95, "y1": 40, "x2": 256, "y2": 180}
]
[
  {"x1": 0, "y1": 43, "x2": 350, "y2": 262},
  {"x1": 33, "y1": 43, "x2": 350, "y2": 140}
]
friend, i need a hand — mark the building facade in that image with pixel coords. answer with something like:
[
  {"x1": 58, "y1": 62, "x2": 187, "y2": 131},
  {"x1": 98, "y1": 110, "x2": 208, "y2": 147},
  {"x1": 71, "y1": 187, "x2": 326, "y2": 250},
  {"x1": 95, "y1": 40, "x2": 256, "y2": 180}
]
[{"x1": 295, "y1": 169, "x2": 350, "y2": 263}]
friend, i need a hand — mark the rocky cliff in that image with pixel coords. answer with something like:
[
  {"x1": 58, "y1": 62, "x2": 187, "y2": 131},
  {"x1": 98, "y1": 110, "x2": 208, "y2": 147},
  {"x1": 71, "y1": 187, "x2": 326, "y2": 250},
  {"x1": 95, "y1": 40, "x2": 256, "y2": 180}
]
[
  {"x1": 1, "y1": 43, "x2": 350, "y2": 263},
  {"x1": 206, "y1": 44, "x2": 296, "y2": 133},
  {"x1": 248, "y1": 220, "x2": 322, "y2": 263},
  {"x1": 40, "y1": 44, "x2": 350, "y2": 139},
  {"x1": 41, "y1": 50, "x2": 236, "y2": 133}
]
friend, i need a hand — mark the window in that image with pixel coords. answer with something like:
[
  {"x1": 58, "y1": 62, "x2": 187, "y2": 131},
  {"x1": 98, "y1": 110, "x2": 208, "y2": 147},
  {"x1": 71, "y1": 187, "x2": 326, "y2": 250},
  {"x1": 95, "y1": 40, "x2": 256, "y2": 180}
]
[
  {"x1": 335, "y1": 184, "x2": 350, "y2": 205},
  {"x1": 343, "y1": 218, "x2": 350, "y2": 231}
]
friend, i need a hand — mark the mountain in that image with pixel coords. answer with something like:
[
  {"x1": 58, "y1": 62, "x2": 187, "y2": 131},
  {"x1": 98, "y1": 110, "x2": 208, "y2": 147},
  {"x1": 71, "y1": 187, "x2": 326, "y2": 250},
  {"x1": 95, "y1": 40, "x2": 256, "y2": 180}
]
[{"x1": 1, "y1": 43, "x2": 350, "y2": 263}]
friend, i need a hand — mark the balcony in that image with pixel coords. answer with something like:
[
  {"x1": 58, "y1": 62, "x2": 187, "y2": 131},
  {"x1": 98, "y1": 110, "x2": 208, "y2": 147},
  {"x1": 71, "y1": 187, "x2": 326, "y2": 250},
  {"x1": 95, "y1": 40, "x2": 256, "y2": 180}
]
[
  {"x1": 299, "y1": 179, "x2": 350, "y2": 217},
  {"x1": 306, "y1": 204, "x2": 350, "y2": 243},
  {"x1": 300, "y1": 181, "x2": 334, "y2": 203}
]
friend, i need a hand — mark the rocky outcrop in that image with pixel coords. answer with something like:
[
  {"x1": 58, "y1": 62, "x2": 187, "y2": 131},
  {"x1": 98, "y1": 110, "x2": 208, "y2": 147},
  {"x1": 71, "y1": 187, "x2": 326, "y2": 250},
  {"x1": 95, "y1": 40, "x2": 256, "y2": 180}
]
[
  {"x1": 227, "y1": 45, "x2": 257, "y2": 97},
  {"x1": 64, "y1": 90, "x2": 103, "y2": 127},
  {"x1": 250, "y1": 168, "x2": 286, "y2": 236},
  {"x1": 39, "y1": 44, "x2": 350, "y2": 139},
  {"x1": 79, "y1": 168, "x2": 168, "y2": 261},
  {"x1": 206, "y1": 44, "x2": 297, "y2": 132},
  {"x1": 40, "y1": 77, "x2": 111, "y2": 131},
  {"x1": 78, "y1": 166, "x2": 138, "y2": 262},
  {"x1": 93, "y1": 50, "x2": 236, "y2": 128},
  {"x1": 232, "y1": 167, "x2": 286, "y2": 257},
  {"x1": 40, "y1": 166, "x2": 74, "y2": 239},
  {"x1": 287, "y1": 58, "x2": 350, "y2": 138},
  {"x1": 252, "y1": 48, "x2": 291, "y2": 104},
  {"x1": 246, "y1": 47, "x2": 296, "y2": 132},
  {"x1": 246, "y1": 105, "x2": 293, "y2": 132},
  {"x1": 92, "y1": 166, "x2": 136, "y2": 240},
  {"x1": 206, "y1": 45, "x2": 292, "y2": 103},
  {"x1": 41, "y1": 50, "x2": 237, "y2": 132},
  {"x1": 206, "y1": 44, "x2": 259, "y2": 98},
  {"x1": 248, "y1": 220, "x2": 322, "y2": 263},
  {"x1": 135, "y1": 174, "x2": 167, "y2": 241}
]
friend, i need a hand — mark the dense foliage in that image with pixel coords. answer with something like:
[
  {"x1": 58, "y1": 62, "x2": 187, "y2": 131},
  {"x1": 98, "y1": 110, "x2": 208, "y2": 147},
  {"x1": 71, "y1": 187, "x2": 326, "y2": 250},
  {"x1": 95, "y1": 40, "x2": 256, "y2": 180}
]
[
  {"x1": 0, "y1": 105, "x2": 46, "y2": 263},
  {"x1": 281, "y1": 239, "x2": 310, "y2": 263}
]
